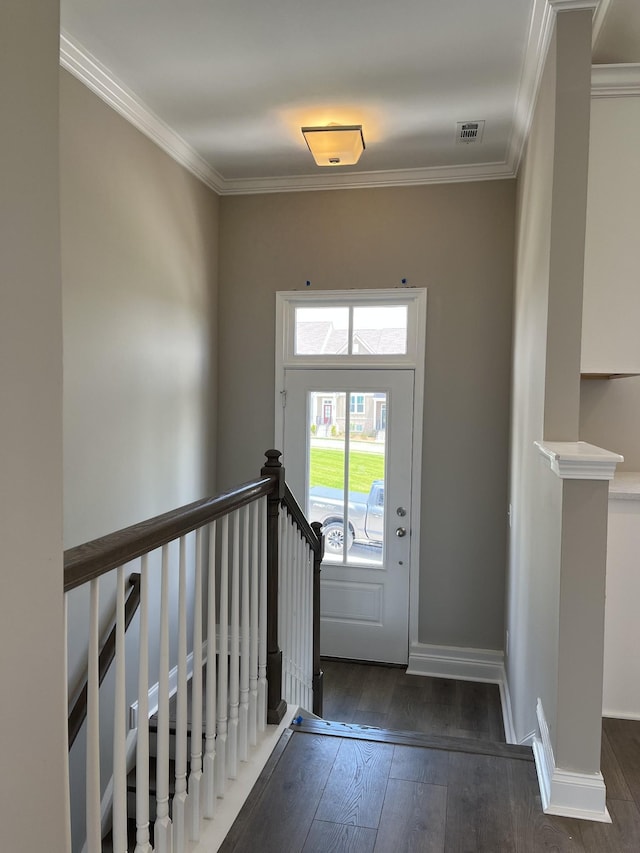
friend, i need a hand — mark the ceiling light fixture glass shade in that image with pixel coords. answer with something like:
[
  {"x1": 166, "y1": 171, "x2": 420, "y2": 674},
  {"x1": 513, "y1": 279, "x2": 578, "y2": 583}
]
[{"x1": 301, "y1": 124, "x2": 365, "y2": 167}]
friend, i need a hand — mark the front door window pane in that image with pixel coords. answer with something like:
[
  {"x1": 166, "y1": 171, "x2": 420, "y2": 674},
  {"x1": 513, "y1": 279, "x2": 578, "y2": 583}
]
[{"x1": 307, "y1": 390, "x2": 385, "y2": 566}]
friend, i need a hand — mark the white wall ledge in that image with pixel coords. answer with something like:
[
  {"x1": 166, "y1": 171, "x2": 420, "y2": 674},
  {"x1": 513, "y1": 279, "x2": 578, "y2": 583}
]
[{"x1": 535, "y1": 441, "x2": 623, "y2": 480}]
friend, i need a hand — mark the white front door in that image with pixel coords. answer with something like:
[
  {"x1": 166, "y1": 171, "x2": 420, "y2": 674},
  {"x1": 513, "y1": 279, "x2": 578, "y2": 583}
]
[{"x1": 283, "y1": 369, "x2": 414, "y2": 664}]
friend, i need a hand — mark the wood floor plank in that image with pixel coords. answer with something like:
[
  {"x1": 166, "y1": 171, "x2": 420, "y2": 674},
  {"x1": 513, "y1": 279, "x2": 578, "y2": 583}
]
[
  {"x1": 456, "y1": 680, "x2": 491, "y2": 734},
  {"x1": 603, "y1": 717, "x2": 640, "y2": 807},
  {"x1": 579, "y1": 799, "x2": 640, "y2": 853},
  {"x1": 220, "y1": 732, "x2": 340, "y2": 853},
  {"x1": 600, "y1": 728, "x2": 633, "y2": 801},
  {"x1": 445, "y1": 752, "x2": 516, "y2": 852},
  {"x1": 389, "y1": 744, "x2": 450, "y2": 785},
  {"x1": 323, "y1": 687, "x2": 363, "y2": 724},
  {"x1": 315, "y1": 739, "x2": 394, "y2": 829},
  {"x1": 505, "y1": 751, "x2": 586, "y2": 853},
  {"x1": 321, "y1": 660, "x2": 506, "y2": 745},
  {"x1": 374, "y1": 778, "x2": 447, "y2": 853},
  {"x1": 357, "y1": 664, "x2": 403, "y2": 714},
  {"x1": 302, "y1": 820, "x2": 378, "y2": 853}
]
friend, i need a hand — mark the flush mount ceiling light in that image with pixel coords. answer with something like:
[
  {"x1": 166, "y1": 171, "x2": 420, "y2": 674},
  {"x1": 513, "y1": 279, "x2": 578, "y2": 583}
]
[{"x1": 301, "y1": 124, "x2": 365, "y2": 167}]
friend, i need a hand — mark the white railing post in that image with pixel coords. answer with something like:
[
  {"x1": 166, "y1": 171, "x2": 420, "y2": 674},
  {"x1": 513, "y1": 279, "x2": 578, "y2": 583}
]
[
  {"x1": 189, "y1": 527, "x2": 204, "y2": 841},
  {"x1": 249, "y1": 502, "x2": 259, "y2": 747},
  {"x1": 215, "y1": 515, "x2": 229, "y2": 796},
  {"x1": 280, "y1": 508, "x2": 290, "y2": 702},
  {"x1": 63, "y1": 596, "x2": 72, "y2": 852},
  {"x1": 86, "y1": 578, "x2": 101, "y2": 853},
  {"x1": 112, "y1": 566, "x2": 127, "y2": 853},
  {"x1": 258, "y1": 498, "x2": 268, "y2": 731},
  {"x1": 204, "y1": 521, "x2": 217, "y2": 817},
  {"x1": 135, "y1": 556, "x2": 152, "y2": 853},
  {"x1": 173, "y1": 536, "x2": 189, "y2": 851},
  {"x1": 239, "y1": 508, "x2": 250, "y2": 763},
  {"x1": 228, "y1": 511, "x2": 240, "y2": 779},
  {"x1": 154, "y1": 544, "x2": 172, "y2": 853}
]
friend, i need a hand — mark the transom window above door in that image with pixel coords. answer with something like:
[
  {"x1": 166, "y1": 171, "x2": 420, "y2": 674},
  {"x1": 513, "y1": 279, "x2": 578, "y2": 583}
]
[{"x1": 277, "y1": 289, "x2": 426, "y2": 369}]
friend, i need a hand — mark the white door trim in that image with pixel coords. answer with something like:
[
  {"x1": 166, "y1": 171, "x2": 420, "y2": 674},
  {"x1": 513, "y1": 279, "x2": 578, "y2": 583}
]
[{"x1": 274, "y1": 288, "x2": 426, "y2": 659}]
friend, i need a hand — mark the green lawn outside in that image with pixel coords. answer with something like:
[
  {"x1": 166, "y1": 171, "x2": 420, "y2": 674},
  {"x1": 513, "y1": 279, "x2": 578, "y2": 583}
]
[{"x1": 309, "y1": 447, "x2": 384, "y2": 493}]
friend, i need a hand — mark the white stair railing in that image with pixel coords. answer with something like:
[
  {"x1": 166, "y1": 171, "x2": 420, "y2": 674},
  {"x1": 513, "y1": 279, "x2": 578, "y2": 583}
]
[{"x1": 64, "y1": 451, "x2": 322, "y2": 853}]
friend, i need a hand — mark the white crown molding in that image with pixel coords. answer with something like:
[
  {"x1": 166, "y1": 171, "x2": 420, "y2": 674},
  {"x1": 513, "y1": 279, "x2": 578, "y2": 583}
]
[
  {"x1": 215, "y1": 161, "x2": 515, "y2": 196},
  {"x1": 547, "y1": 0, "x2": 599, "y2": 12},
  {"x1": 592, "y1": 63, "x2": 640, "y2": 97},
  {"x1": 535, "y1": 440, "x2": 623, "y2": 480},
  {"x1": 507, "y1": 0, "x2": 601, "y2": 176},
  {"x1": 592, "y1": 0, "x2": 612, "y2": 46},
  {"x1": 59, "y1": 31, "x2": 225, "y2": 194},
  {"x1": 533, "y1": 699, "x2": 611, "y2": 822}
]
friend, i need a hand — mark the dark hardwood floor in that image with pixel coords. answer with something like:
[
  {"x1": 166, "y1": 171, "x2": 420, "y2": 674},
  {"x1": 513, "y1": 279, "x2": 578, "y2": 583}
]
[
  {"x1": 321, "y1": 659, "x2": 506, "y2": 743},
  {"x1": 219, "y1": 662, "x2": 640, "y2": 852}
]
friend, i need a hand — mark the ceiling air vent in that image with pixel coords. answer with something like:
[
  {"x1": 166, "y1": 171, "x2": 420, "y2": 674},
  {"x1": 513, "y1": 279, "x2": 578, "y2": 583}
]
[{"x1": 456, "y1": 120, "x2": 485, "y2": 144}]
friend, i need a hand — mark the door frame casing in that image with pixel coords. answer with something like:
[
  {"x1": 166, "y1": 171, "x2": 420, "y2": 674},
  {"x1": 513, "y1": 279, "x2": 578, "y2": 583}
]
[{"x1": 274, "y1": 288, "x2": 426, "y2": 656}]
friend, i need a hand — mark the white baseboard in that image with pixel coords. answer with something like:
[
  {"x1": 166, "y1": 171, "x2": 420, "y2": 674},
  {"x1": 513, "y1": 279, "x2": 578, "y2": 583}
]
[
  {"x1": 129, "y1": 640, "x2": 208, "y2": 729},
  {"x1": 498, "y1": 668, "x2": 517, "y2": 745},
  {"x1": 603, "y1": 708, "x2": 640, "y2": 721},
  {"x1": 407, "y1": 642, "x2": 504, "y2": 683},
  {"x1": 533, "y1": 699, "x2": 611, "y2": 823}
]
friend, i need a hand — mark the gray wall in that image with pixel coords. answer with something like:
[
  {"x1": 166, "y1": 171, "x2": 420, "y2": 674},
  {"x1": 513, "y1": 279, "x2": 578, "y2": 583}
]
[
  {"x1": 217, "y1": 182, "x2": 515, "y2": 651},
  {"x1": 507, "y1": 9, "x2": 596, "y2": 747},
  {"x1": 581, "y1": 376, "x2": 640, "y2": 470},
  {"x1": 60, "y1": 70, "x2": 220, "y2": 849},
  {"x1": 0, "y1": 2, "x2": 69, "y2": 849}
]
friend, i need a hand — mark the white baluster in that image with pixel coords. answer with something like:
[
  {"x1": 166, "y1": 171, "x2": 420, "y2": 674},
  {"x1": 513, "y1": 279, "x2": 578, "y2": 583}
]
[
  {"x1": 63, "y1": 596, "x2": 72, "y2": 851},
  {"x1": 249, "y1": 502, "x2": 259, "y2": 747},
  {"x1": 204, "y1": 521, "x2": 217, "y2": 817},
  {"x1": 308, "y1": 542, "x2": 314, "y2": 708},
  {"x1": 280, "y1": 508, "x2": 290, "y2": 702},
  {"x1": 215, "y1": 515, "x2": 229, "y2": 796},
  {"x1": 135, "y1": 557, "x2": 152, "y2": 853},
  {"x1": 112, "y1": 566, "x2": 127, "y2": 853},
  {"x1": 239, "y1": 508, "x2": 250, "y2": 762},
  {"x1": 189, "y1": 527, "x2": 204, "y2": 840},
  {"x1": 258, "y1": 499, "x2": 267, "y2": 732},
  {"x1": 228, "y1": 511, "x2": 240, "y2": 779},
  {"x1": 155, "y1": 544, "x2": 172, "y2": 853},
  {"x1": 305, "y1": 542, "x2": 312, "y2": 710},
  {"x1": 86, "y1": 578, "x2": 101, "y2": 853},
  {"x1": 173, "y1": 537, "x2": 188, "y2": 852},
  {"x1": 296, "y1": 529, "x2": 303, "y2": 706}
]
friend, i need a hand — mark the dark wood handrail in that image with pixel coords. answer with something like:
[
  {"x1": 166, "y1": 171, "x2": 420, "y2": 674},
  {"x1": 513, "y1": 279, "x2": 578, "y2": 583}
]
[
  {"x1": 68, "y1": 573, "x2": 142, "y2": 750},
  {"x1": 64, "y1": 477, "x2": 275, "y2": 593},
  {"x1": 282, "y1": 484, "x2": 322, "y2": 553}
]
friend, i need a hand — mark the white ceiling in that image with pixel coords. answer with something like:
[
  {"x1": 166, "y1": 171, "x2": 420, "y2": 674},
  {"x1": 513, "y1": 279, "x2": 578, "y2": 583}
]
[{"x1": 59, "y1": 0, "x2": 638, "y2": 195}]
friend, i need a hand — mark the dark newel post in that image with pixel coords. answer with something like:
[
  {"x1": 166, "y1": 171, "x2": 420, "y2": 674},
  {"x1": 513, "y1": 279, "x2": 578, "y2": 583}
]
[
  {"x1": 262, "y1": 449, "x2": 287, "y2": 724},
  {"x1": 310, "y1": 521, "x2": 324, "y2": 717}
]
